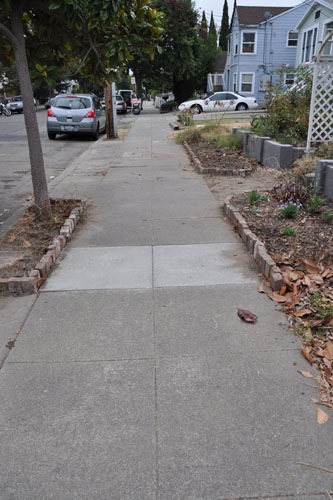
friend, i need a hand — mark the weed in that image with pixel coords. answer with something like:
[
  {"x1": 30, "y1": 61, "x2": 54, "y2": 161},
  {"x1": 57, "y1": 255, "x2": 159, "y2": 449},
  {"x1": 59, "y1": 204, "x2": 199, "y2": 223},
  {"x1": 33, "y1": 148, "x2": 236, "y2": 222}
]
[
  {"x1": 279, "y1": 200, "x2": 302, "y2": 219},
  {"x1": 309, "y1": 292, "x2": 333, "y2": 319},
  {"x1": 248, "y1": 189, "x2": 260, "y2": 204},
  {"x1": 306, "y1": 194, "x2": 325, "y2": 214},
  {"x1": 215, "y1": 133, "x2": 243, "y2": 150},
  {"x1": 282, "y1": 227, "x2": 296, "y2": 236},
  {"x1": 322, "y1": 210, "x2": 333, "y2": 223},
  {"x1": 177, "y1": 110, "x2": 194, "y2": 127},
  {"x1": 176, "y1": 127, "x2": 202, "y2": 144}
]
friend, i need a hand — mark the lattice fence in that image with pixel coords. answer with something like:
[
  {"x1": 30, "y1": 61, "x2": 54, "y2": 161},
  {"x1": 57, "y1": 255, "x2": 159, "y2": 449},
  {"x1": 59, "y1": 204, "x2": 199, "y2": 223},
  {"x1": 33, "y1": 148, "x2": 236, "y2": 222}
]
[{"x1": 306, "y1": 30, "x2": 333, "y2": 151}]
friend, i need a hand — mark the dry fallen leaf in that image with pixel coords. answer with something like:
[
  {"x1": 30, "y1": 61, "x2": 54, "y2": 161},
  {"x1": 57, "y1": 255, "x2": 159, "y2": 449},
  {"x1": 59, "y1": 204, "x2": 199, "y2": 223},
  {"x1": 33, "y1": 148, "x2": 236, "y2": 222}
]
[
  {"x1": 6, "y1": 234, "x2": 16, "y2": 243},
  {"x1": 22, "y1": 239, "x2": 32, "y2": 248},
  {"x1": 237, "y1": 308, "x2": 257, "y2": 323},
  {"x1": 268, "y1": 291, "x2": 287, "y2": 303},
  {"x1": 316, "y1": 407, "x2": 330, "y2": 425},
  {"x1": 293, "y1": 308, "x2": 312, "y2": 317},
  {"x1": 298, "y1": 370, "x2": 314, "y2": 379},
  {"x1": 301, "y1": 348, "x2": 314, "y2": 365},
  {"x1": 323, "y1": 342, "x2": 333, "y2": 361}
]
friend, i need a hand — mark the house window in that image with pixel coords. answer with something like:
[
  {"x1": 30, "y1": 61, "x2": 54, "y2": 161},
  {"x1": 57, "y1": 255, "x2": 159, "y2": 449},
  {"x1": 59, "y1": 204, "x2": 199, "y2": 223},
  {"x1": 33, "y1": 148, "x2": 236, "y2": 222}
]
[
  {"x1": 284, "y1": 73, "x2": 295, "y2": 86},
  {"x1": 315, "y1": 10, "x2": 320, "y2": 19},
  {"x1": 287, "y1": 31, "x2": 298, "y2": 47},
  {"x1": 322, "y1": 22, "x2": 333, "y2": 55},
  {"x1": 232, "y1": 73, "x2": 237, "y2": 92},
  {"x1": 241, "y1": 32, "x2": 256, "y2": 53},
  {"x1": 302, "y1": 27, "x2": 318, "y2": 62},
  {"x1": 240, "y1": 73, "x2": 254, "y2": 93},
  {"x1": 234, "y1": 33, "x2": 238, "y2": 55}
]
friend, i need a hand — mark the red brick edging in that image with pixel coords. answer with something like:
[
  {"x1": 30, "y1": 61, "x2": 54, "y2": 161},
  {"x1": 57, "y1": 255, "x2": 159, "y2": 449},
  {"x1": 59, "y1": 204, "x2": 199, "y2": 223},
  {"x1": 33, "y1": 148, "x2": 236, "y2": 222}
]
[
  {"x1": 183, "y1": 141, "x2": 252, "y2": 177},
  {"x1": 222, "y1": 195, "x2": 283, "y2": 291},
  {"x1": 0, "y1": 200, "x2": 87, "y2": 296}
]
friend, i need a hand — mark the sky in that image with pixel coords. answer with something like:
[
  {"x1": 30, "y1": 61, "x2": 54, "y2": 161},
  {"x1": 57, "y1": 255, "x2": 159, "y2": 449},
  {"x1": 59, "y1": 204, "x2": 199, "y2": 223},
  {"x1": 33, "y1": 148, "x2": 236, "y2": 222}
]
[{"x1": 194, "y1": 0, "x2": 303, "y2": 29}]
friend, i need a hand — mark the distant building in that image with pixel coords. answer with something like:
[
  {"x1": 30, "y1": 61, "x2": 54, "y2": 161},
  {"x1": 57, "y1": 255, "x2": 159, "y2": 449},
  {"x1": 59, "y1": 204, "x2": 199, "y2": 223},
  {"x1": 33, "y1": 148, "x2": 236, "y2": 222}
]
[{"x1": 224, "y1": 3, "x2": 311, "y2": 104}]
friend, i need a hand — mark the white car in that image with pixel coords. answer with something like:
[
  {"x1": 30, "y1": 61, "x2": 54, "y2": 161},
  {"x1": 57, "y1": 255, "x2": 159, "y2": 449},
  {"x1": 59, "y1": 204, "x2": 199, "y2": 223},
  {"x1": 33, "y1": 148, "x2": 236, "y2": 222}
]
[{"x1": 178, "y1": 91, "x2": 258, "y2": 114}]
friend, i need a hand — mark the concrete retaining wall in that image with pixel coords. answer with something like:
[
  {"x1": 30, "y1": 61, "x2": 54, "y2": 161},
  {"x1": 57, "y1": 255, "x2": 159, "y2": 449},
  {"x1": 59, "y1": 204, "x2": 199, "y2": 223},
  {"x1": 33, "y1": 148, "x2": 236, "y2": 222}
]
[
  {"x1": 315, "y1": 160, "x2": 333, "y2": 200},
  {"x1": 233, "y1": 129, "x2": 306, "y2": 169}
]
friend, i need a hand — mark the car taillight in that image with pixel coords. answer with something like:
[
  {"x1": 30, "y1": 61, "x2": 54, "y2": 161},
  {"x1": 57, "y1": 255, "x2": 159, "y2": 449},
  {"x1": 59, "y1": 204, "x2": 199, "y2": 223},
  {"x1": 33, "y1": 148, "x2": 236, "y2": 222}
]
[
  {"x1": 85, "y1": 110, "x2": 95, "y2": 118},
  {"x1": 47, "y1": 109, "x2": 55, "y2": 117}
]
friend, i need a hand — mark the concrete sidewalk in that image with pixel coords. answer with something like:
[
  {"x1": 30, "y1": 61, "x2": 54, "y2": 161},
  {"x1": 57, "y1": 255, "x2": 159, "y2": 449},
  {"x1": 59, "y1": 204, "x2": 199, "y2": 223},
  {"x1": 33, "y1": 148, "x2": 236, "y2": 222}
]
[{"x1": 0, "y1": 102, "x2": 332, "y2": 500}]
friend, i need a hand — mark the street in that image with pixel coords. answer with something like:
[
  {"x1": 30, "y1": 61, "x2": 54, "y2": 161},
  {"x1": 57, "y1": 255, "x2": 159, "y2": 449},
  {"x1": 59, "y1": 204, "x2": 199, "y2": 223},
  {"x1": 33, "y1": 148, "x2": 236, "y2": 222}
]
[{"x1": 0, "y1": 107, "x2": 103, "y2": 236}]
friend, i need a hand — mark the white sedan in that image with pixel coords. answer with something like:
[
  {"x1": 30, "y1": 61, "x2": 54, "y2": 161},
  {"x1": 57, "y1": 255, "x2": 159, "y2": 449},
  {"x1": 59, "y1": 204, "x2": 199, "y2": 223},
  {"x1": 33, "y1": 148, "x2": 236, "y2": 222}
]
[{"x1": 178, "y1": 91, "x2": 258, "y2": 114}]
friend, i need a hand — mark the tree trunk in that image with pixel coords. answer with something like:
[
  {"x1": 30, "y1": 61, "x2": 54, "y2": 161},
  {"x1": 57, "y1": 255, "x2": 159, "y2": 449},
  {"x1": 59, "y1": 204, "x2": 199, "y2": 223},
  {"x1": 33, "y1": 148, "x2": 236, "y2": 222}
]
[
  {"x1": 105, "y1": 83, "x2": 115, "y2": 139},
  {"x1": 11, "y1": 5, "x2": 51, "y2": 218}
]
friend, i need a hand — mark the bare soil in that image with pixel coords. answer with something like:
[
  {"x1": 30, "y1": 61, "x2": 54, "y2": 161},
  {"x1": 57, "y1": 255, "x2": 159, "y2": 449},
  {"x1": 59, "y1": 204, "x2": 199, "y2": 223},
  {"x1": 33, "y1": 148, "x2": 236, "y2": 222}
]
[{"x1": 0, "y1": 199, "x2": 79, "y2": 279}]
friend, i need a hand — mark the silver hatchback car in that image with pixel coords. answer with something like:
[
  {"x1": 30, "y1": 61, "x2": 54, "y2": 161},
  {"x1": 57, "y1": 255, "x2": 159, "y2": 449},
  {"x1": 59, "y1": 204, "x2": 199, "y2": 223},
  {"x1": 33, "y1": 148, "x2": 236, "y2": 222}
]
[{"x1": 47, "y1": 93, "x2": 106, "y2": 140}]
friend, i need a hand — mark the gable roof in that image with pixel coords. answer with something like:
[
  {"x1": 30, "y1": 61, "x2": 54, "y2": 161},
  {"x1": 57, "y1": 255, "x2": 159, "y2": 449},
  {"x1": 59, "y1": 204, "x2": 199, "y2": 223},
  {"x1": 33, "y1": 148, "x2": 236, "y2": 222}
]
[
  {"x1": 237, "y1": 6, "x2": 291, "y2": 25},
  {"x1": 296, "y1": 0, "x2": 333, "y2": 29}
]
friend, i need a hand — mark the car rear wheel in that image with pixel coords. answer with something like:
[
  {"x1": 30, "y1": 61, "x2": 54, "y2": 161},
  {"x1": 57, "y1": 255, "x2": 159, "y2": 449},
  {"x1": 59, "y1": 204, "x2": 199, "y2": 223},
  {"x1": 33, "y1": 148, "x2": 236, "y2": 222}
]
[
  {"x1": 191, "y1": 104, "x2": 202, "y2": 114},
  {"x1": 236, "y1": 103, "x2": 248, "y2": 111},
  {"x1": 92, "y1": 124, "x2": 100, "y2": 141},
  {"x1": 48, "y1": 132, "x2": 56, "y2": 140}
]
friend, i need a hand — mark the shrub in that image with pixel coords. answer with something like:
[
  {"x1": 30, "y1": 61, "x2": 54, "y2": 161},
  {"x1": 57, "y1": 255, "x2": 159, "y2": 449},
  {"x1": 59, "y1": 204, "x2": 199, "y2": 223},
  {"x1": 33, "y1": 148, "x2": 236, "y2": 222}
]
[
  {"x1": 272, "y1": 180, "x2": 309, "y2": 205},
  {"x1": 251, "y1": 66, "x2": 312, "y2": 146},
  {"x1": 160, "y1": 100, "x2": 177, "y2": 113}
]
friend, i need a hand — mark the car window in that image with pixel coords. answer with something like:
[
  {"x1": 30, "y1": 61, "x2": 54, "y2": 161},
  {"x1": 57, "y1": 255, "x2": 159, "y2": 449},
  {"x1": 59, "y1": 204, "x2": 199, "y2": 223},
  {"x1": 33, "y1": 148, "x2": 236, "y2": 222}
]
[
  {"x1": 226, "y1": 93, "x2": 237, "y2": 100},
  {"x1": 209, "y1": 93, "x2": 226, "y2": 101},
  {"x1": 93, "y1": 97, "x2": 101, "y2": 110},
  {"x1": 54, "y1": 96, "x2": 90, "y2": 109}
]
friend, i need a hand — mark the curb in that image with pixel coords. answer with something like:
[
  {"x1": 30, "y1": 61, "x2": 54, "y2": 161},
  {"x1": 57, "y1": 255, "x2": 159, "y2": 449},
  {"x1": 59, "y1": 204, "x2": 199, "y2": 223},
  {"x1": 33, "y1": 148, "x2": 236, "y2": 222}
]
[
  {"x1": 0, "y1": 199, "x2": 87, "y2": 296},
  {"x1": 183, "y1": 141, "x2": 253, "y2": 177},
  {"x1": 222, "y1": 195, "x2": 283, "y2": 292}
]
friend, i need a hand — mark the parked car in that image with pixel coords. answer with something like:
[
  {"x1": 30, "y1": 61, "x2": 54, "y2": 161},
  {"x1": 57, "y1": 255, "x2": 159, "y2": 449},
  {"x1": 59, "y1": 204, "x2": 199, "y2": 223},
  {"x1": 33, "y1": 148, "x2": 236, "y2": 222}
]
[
  {"x1": 44, "y1": 97, "x2": 55, "y2": 109},
  {"x1": 116, "y1": 95, "x2": 127, "y2": 114},
  {"x1": 6, "y1": 95, "x2": 37, "y2": 113},
  {"x1": 178, "y1": 91, "x2": 258, "y2": 114},
  {"x1": 118, "y1": 89, "x2": 134, "y2": 108},
  {"x1": 46, "y1": 93, "x2": 106, "y2": 140}
]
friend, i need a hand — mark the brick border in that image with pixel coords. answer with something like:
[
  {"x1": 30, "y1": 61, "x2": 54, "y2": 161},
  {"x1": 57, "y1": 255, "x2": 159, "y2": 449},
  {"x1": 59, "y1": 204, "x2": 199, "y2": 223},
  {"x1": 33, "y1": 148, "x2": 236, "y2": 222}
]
[
  {"x1": 0, "y1": 200, "x2": 87, "y2": 296},
  {"x1": 222, "y1": 195, "x2": 283, "y2": 291},
  {"x1": 183, "y1": 141, "x2": 253, "y2": 177}
]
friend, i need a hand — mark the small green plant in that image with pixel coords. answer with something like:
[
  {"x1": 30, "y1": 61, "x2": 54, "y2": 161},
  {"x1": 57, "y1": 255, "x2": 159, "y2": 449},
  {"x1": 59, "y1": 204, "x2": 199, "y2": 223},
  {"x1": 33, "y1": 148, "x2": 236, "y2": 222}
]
[
  {"x1": 309, "y1": 292, "x2": 333, "y2": 319},
  {"x1": 279, "y1": 200, "x2": 302, "y2": 219},
  {"x1": 282, "y1": 227, "x2": 296, "y2": 236},
  {"x1": 248, "y1": 208, "x2": 260, "y2": 215},
  {"x1": 306, "y1": 194, "x2": 325, "y2": 214},
  {"x1": 322, "y1": 210, "x2": 333, "y2": 223},
  {"x1": 177, "y1": 110, "x2": 194, "y2": 127},
  {"x1": 248, "y1": 189, "x2": 260, "y2": 204}
]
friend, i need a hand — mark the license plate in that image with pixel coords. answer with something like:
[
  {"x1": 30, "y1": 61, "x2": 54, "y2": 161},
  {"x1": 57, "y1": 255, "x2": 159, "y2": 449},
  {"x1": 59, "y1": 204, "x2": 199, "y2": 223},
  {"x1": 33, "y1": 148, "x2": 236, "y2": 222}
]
[{"x1": 61, "y1": 125, "x2": 75, "y2": 132}]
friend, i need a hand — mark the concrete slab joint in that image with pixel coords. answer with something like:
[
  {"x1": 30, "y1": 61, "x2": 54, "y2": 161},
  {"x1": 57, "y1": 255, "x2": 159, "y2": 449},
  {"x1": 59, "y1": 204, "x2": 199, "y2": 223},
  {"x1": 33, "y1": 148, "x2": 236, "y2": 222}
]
[{"x1": 0, "y1": 200, "x2": 86, "y2": 297}]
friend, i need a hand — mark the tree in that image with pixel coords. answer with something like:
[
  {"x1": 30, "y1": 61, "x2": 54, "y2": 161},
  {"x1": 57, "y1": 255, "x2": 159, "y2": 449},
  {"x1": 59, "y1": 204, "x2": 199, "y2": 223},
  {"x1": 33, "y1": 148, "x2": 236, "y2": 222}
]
[
  {"x1": 141, "y1": 0, "x2": 200, "y2": 103},
  {"x1": 219, "y1": 0, "x2": 229, "y2": 50},
  {"x1": 196, "y1": 11, "x2": 219, "y2": 92},
  {"x1": 0, "y1": 0, "x2": 163, "y2": 218},
  {"x1": 200, "y1": 11, "x2": 208, "y2": 40}
]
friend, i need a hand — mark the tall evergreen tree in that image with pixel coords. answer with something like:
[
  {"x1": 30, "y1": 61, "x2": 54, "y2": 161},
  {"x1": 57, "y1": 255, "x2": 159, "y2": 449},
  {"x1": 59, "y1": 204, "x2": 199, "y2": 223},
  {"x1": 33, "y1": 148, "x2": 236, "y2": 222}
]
[
  {"x1": 208, "y1": 12, "x2": 217, "y2": 41},
  {"x1": 219, "y1": 0, "x2": 229, "y2": 50},
  {"x1": 200, "y1": 11, "x2": 208, "y2": 39}
]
